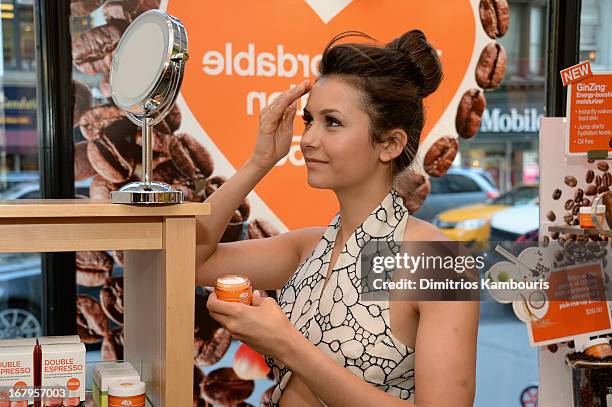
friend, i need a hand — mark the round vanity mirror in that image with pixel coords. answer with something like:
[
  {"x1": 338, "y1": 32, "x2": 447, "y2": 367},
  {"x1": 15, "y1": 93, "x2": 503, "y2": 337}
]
[{"x1": 109, "y1": 9, "x2": 188, "y2": 204}]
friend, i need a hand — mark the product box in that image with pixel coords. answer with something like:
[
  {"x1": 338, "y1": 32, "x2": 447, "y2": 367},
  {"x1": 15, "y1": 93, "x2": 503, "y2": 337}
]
[
  {"x1": 39, "y1": 343, "x2": 86, "y2": 405},
  {"x1": 37, "y1": 336, "x2": 81, "y2": 345},
  {"x1": 0, "y1": 338, "x2": 37, "y2": 347},
  {"x1": 92, "y1": 362, "x2": 140, "y2": 407},
  {"x1": 0, "y1": 345, "x2": 36, "y2": 406}
]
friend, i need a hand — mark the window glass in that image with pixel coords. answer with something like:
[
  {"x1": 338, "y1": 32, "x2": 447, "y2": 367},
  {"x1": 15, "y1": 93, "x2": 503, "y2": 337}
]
[
  {"x1": 429, "y1": 177, "x2": 446, "y2": 194},
  {"x1": 580, "y1": 0, "x2": 612, "y2": 71},
  {"x1": 0, "y1": 0, "x2": 42, "y2": 340},
  {"x1": 444, "y1": 174, "x2": 481, "y2": 193},
  {"x1": 492, "y1": 186, "x2": 538, "y2": 205}
]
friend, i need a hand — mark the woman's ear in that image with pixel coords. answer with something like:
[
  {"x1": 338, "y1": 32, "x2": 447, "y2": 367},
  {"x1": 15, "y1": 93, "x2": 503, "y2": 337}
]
[{"x1": 379, "y1": 129, "x2": 408, "y2": 163}]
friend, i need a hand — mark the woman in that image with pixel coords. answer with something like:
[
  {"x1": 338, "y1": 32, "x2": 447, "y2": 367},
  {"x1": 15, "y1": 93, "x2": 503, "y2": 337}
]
[{"x1": 196, "y1": 30, "x2": 478, "y2": 406}]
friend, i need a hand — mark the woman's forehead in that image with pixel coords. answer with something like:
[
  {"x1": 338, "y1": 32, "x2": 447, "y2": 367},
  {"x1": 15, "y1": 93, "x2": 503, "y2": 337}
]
[{"x1": 307, "y1": 76, "x2": 363, "y2": 113}]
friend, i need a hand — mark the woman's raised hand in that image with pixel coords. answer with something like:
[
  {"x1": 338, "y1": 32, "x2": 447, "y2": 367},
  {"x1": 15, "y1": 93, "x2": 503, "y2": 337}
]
[{"x1": 250, "y1": 80, "x2": 312, "y2": 170}]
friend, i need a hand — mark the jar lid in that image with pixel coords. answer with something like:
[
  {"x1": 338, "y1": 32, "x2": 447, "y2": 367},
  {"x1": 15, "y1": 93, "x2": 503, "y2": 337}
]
[
  {"x1": 108, "y1": 381, "x2": 145, "y2": 397},
  {"x1": 576, "y1": 337, "x2": 610, "y2": 352},
  {"x1": 216, "y1": 275, "x2": 251, "y2": 292},
  {"x1": 579, "y1": 207, "x2": 591, "y2": 214},
  {"x1": 596, "y1": 205, "x2": 606, "y2": 212}
]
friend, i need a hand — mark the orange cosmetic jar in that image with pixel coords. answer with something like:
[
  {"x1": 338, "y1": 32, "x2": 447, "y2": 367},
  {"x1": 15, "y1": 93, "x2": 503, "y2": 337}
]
[
  {"x1": 579, "y1": 205, "x2": 605, "y2": 228},
  {"x1": 215, "y1": 275, "x2": 253, "y2": 305},
  {"x1": 580, "y1": 338, "x2": 612, "y2": 359},
  {"x1": 108, "y1": 381, "x2": 145, "y2": 407}
]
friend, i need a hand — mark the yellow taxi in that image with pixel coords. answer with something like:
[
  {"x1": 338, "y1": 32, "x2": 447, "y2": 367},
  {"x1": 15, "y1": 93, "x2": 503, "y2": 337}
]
[{"x1": 431, "y1": 185, "x2": 538, "y2": 245}]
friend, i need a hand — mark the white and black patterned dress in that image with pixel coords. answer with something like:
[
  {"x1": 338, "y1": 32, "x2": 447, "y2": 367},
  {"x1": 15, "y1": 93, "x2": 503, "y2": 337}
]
[{"x1": 264, "y1": 188, "x2": 416, "y2": 406}]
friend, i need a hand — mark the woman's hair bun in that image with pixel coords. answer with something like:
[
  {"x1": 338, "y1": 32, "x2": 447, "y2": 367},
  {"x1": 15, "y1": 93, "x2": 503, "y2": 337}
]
[{"x1": 386, "y1": 29, "x2": 443, "y2": 97}]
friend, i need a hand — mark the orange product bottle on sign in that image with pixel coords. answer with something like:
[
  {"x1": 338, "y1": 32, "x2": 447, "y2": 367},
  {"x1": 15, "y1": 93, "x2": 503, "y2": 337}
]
[
  {"x1": 108, "y1": 381, "x2": 146, "y2": 407},
  {"x1": 215, "y1": 275, "x2": 253, "y2": 305}
]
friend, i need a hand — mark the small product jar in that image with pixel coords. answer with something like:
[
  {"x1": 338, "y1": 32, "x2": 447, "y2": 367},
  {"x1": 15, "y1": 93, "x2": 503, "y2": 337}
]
[
  {"x1": 215, "y1": 275, "x2": 253, "y2": 305},
  {"x1": 62, "y1": 391, "x2": 81, "y2": 407},
  {"x1": 579, "y1": 205, "x2": 606, "y2": 228},
  {"x1": 41, "y1": 398, "x2": 61, "y2": 407},
  {"x1": 108, "y1": 381, "x2": 146, "y2": 407},
  {"x1": 577, "y1": 338, "x2": 612, "y2": 359}
]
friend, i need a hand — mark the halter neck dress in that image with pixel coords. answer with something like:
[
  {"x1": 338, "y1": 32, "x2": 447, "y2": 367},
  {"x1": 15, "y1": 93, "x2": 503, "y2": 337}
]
[{"x1": 264, "y1": 188, "x2": 416, "y2": 406}]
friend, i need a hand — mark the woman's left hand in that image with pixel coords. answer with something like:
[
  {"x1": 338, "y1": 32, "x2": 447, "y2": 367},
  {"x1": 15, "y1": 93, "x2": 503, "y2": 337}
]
[{"x1": 206, "y1": 290, "x2": 298, "y2": 359}]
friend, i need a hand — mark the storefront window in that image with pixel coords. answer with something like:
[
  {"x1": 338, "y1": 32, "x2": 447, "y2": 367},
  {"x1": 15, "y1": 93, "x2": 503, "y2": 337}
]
[
  {"x1": 0, "y1": 0, "x2": 42, "y2": 339},
  {"x1": 462, "y1": 0, "x2": 545, "y2": 195},
  {"x1": 580, "y1": 0, "x2": 612, "y2": 71},
  {"x1": 463, "y1": 1, "x2": 544, "y2": 405}
]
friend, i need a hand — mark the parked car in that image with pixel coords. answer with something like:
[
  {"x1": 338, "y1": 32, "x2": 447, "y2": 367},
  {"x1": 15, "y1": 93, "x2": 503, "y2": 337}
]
[
  {"x1": 0, "y1": 179, "x2": 91, "y2": 339},
  {"x1": 490, "y1": 203, "x2": 540, "y2": 242},
  {"x1": 0, "y1": 254, "x2": 42, "y2": 339},
  {"x1": 414, "y1": 167, "x2": 500, "y2": 221},
  {"x1": 0, "y1": 171, "x2": 39, "y2": 194},
  {"x1": 0, "y1": 180, "x2": 91, "y2": 200},
  {"x1": 432, "y1": 185, "x2": 539, "y2": 245}
]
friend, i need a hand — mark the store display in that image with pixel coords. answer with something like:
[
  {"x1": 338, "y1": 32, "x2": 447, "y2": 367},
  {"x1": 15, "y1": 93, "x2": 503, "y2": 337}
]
[
  {"x1": 40, "y1": 343, "x2": 86, "y2": 404},
  {"x1": 215, "y1": 275, "x2": 253, "y2": 305},
  {"x1": 107, "y1": 381, "x2": 145, "y2": 407},
  {"x1": 565, "y1": 340, "x2": 612, "y2": 407},
  {"x1": 0, "y1": 345, "x2": 36, "y2": 406},
  {"x1": 578, "y1": 206, "x2": 606, "y2": 229},
  {"x1": 93, "y1": 362, "x2": 140, "y2": 407}
]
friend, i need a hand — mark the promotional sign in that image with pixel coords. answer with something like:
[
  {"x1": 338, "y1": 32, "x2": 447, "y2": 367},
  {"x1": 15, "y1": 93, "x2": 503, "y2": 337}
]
[
  {"x1": 526, "y1": 263, "x2": 612, "y2": 346},
  {"x1": 565, "y1": 70, "x2": 612, "y2": 156},
  {"x1": 166, "y1": 0, "x2": 486, "y2": 230},
  {"x1": 560, "y1": 60, "x2": 592, "y2": 86},
  {"x1": 539, "y1": 116, "x2": 612, "y2": 407}
]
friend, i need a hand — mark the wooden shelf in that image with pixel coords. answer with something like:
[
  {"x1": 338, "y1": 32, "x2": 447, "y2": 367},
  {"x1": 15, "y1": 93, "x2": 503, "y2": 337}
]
[
  {"x1": 547, "y1": 225, "x2": 612, "y2": 236},
  {"x1": 0, "y1": 199, "x2": 206, "y2": 406},
  {"x1": 0, "y1": 199, "x2": 210, "y2": 218}
]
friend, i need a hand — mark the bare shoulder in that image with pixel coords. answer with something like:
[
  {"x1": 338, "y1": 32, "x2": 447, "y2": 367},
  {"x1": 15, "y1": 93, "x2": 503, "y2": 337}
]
[
  {"x1": 404, "y1": 216, "x2": 449, "y2": 242},
  {"x1": 287, "y1": 226, "x2": 327, "y2": 261}
]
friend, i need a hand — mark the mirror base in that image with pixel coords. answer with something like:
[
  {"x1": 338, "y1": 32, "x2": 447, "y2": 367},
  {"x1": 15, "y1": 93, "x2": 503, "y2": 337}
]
[{"x1": 111, "y1": 181, "x2": 184, "y2": 205}]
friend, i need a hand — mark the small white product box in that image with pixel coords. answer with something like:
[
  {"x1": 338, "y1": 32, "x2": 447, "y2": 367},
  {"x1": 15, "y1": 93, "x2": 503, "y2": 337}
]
[
  {"x1": 40, "y1": 343, "x2": 86, "y2": 403},
  {"x1": 0, "y1": 338, "x2": 37, "y2": 347},
  {"x1": 37, "y1": 335, "x2": 81, "y2": 345},
  {"x1": 92, "y1": 362, "x2": 140, "y2": 407},
  {"x1": 0, "y1": 344, "x2": 36, "y2": 405}
]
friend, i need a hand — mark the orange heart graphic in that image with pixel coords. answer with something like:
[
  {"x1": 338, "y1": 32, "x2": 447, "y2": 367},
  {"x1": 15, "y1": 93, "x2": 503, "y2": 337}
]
[{"x1": 168, "y1": 0, "x2": 475, "y2": 229}]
